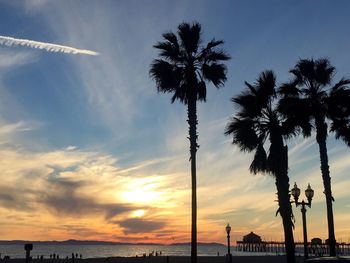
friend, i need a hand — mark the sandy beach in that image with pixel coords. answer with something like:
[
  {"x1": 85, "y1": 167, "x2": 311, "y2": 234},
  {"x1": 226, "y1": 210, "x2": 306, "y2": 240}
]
[{"x1": 3, "y1": 256, "x2": 306, "y2": 263}]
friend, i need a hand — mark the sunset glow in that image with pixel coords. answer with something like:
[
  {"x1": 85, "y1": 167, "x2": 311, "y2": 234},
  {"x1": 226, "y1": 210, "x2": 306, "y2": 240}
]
[{"x1": 0, "y1": 0, "x2": 349, "y2": 247}]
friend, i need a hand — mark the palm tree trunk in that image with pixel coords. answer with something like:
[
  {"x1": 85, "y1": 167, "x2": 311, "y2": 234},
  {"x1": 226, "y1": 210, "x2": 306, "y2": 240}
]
[
  {"x1": 316, "y1": 119, "x2": 336, "y2": 256},
  {"x1": 275, "y1": 145, "x2": 295, "y2": 263},
  {"x1": 188, "y1": 96, "x2": 198, "y2": 263}
]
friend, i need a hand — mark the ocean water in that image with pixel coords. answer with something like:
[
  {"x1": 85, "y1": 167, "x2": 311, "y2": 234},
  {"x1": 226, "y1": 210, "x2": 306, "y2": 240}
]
[{"x1": 0, "y1": 244, "x2": 274, "y2": 259}]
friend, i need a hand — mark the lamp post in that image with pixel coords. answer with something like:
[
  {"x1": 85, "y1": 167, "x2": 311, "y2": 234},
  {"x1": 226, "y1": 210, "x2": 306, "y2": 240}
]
[
  {"x1": 225, "y1": 223, "x2": 232, "y2": 262},
  {"x1": 291, "y1": 183, "x2": 314, "y2": 259}
]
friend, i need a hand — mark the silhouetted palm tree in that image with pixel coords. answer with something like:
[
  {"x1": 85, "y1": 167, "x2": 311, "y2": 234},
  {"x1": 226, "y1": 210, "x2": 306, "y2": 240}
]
[
  {"x1": 226, "y1": 71, "x2": 310, "y2": 263},
  {"x1": 279, "y1": 58, "x2": 350, "y2": 256},
  {"x1": 150, "y1": 22, "x2": 230, "y2": 263}
]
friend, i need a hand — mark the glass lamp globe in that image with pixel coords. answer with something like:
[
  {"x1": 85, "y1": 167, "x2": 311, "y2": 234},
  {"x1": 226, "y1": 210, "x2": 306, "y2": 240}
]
[
  {"x1": 305, "y1": 183, "x2": 314, "y2": 201},
  {"x1": 226, "y1": 223, "x2": 231, "y2": 235},
  {"x1": 291, "y1": 182, "x2": 301, "y2": 200}
]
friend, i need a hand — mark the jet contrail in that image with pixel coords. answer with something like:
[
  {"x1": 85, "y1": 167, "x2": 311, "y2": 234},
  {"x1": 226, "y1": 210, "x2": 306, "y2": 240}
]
[{"x1": 0, "y1": 35, "x2": 98, "y2": 56}]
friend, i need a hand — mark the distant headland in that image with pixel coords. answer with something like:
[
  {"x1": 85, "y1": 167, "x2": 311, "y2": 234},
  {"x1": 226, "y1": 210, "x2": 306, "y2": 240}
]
[{"x1": 0, "y1": 239, "x2": 225, "y2": 246}]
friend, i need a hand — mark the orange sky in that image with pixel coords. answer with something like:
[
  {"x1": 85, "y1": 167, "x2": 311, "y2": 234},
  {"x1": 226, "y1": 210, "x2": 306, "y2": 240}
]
[{"x1": 1, "y1": 126, "x2": 350, "y2": 244}]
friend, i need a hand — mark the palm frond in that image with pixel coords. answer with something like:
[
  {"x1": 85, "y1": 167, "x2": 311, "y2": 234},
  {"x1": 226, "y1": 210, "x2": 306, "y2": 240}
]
[
  {"x1": 150, "y1": 59, "x2": 181, "y2": 93},
  {"x1": 201, "y1": 63, "x2": 227, "y2": 87},
  {"x1": 278, "y1": 81, "x2": 300, "y2": 97},
  {"x1": 225, "y1": 117, "x2": 259, "y2": 152},
  {"x1": 178, "y1": 22, "x2": 201, "y2": 54},
  {"x1": 295, "y1": 59, "x2": 316, "y2": 83},
  {"x1": 203, "y1": 50, "x2": 230, "y2": 62},
  {"x1": 330, "y1": 118, "x2": 350, "y2": 146},
  {"x1": 162, "y1": 32, "x2": 179, "y2": 49},
  {"x1": 278, "y1": 97, "x2": 313, "y2": 137},
  {"x1": 327, "y1": 79, "x2": 350, "y2": 119},
  {"x1": 244, "y1": 81, "x2": 257, "y2": 95},
  {"x1": 153, "y1": 41, "x2": 181, "y2": 62},
  {"x1": 205, "y1": 38, "x2": 224, "y2": 49},
  {"x1": 315, "y1": 58, "x2": 335, "y2": 86},
  {"x1": 232, "y1": 93, "x2": 262, "y2": 119},
  {"x1": 256, "y1": 70, "x2": 276, "y2": 101},
  {"x1": 290, "y1": 69, "x2": 303, "y2": 84},
  {"x1": 170, "y1": 83, "x2": 188, "y2": 104},
  {"x1": 292, "y1": 58, "x2": 335, "y2": 88},
  {"x1": 331, "y1": 78, "x2": 350, "y2": 91},
  {"x1": 282, "y1": 117, "x2": 312, "y2": 138},
  {"x1": 197, "y1": 81, "x2": 207, "y2": 102},
  {"x1": 249, "y1": 143, "x2": 268, "y2": 174}
]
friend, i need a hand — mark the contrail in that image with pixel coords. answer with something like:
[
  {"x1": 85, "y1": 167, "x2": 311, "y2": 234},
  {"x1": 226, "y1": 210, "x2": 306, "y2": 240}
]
[{"x1": 0, "y1": 35, "x2": 98, "y2": 56}]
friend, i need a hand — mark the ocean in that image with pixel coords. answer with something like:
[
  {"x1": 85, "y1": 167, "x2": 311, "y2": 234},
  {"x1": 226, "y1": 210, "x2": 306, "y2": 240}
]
[{"x1": 0, "y1": 244, "x2": 275, "y2": 259}]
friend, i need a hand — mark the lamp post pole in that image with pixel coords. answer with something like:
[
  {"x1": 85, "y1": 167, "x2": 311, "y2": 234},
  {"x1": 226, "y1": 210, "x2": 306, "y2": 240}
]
[
  {"x1": 301, "y1": 201, "x2": 308, "y2": 259},
  {"x1": 225, "y1": 223, "x2": 232, "y2": 263},
  {"x1": 227, "y1": 232, "x2": 231, "y2": 255},
  {"x1": 291, "y1": 183, "x2": 314, "y2": 260}
]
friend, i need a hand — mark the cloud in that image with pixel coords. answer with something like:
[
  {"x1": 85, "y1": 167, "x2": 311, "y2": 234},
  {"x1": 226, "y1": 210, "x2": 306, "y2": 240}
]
[
  {"x1": 24, "y1": 0, "x2": 49, "y2": 10},
  {"x1": 0, "y1": 135, "x2": 178, "y2": 241},
  {"x1": 61, "y1": 225, "x2": 105, "y2": 238},
  {"x1": 0, "y1": 188, "x2": 33, "y2": 211},
  {"x1": 65, "y1": 145, "x2": 77, "y2": 151},
  {"x1": 0, "y1": 51, "x2": 37, "y2": 69},
  {"x1": 40, "y1": 178, "x2": 135, "y2": 219},
  {"x1": 0, "y1": 35, "x2": 98, "y2": 56},
  {"x1": 0, "y1": 121, "x2": 37, "y2": 135},
  {"x1": 117, "y1": 218, "x2": 166, "y2": 234}
]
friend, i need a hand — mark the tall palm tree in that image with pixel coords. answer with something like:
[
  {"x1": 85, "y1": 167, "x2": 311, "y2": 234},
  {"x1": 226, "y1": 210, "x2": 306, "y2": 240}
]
[
  {"x1": 225, "y1": 71, "x2": 310, "y2": 263},
  {"x1": 279, "y1": 58, "x2": 350, "y2": 256},
  {"x1": 150, "y1": 22, "x2": 230, "y2": 263}
]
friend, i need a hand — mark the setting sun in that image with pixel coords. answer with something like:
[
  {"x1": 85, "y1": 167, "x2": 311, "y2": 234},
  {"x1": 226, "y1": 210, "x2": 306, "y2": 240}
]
[
  {"x1": 130, "y1": 209, "x2": 146, "y2": 218},
  {"x1": 120, "y1": 178, "x2": 163, "y2": 204}
]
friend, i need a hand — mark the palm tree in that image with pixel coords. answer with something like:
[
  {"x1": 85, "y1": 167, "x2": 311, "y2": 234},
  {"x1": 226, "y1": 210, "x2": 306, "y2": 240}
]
[
  {"x1": 279, "y1": 58, "x2": 350, "y2": 256},
  {"x1": 225, "y1": 71, "x2": 310, "y2": 263},
  {"x1": 150, "y1": 22, "x2": 230, "y2": 263}
]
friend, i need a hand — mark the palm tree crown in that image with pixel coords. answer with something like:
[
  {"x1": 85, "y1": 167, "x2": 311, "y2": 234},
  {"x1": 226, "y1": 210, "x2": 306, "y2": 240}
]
[
  {"x1": 279, "y1": 58, "x2": 350, "y2": 145},
  {"x1": 226, "y1": 70, "x2": 310, "y2": 174},
  {"x1": 150, "y1": 22, "x2": 230, "y2": 104}
]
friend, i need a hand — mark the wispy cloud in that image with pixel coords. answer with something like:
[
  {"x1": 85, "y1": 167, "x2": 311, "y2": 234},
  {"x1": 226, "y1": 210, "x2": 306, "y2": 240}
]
[
  {"x1": 0, "y1": 121, "x2": 37, "y2": 135},
  {"x1": 0, "y1": 35, "x2": 98, "y2": 56},
  {"x1": 0, "y1": 51, "x2": 36, "y2": 69}
]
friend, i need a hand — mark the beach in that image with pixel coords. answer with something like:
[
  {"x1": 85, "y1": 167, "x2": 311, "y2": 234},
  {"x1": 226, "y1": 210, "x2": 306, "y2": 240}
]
[{"x1": 3, "y1": 256, "x2": 306, "y2": 263}]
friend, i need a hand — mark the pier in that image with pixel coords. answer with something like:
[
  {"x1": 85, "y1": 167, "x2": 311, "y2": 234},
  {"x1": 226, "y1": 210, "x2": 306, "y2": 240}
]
[{"x1": 236, "y1": 232, "x2": 350, "y2": 256}]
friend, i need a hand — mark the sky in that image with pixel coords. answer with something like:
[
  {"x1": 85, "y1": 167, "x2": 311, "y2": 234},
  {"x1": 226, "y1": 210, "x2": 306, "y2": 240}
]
[{"x1": 0, "y1": 0, "x2": 350, "y2": 244}]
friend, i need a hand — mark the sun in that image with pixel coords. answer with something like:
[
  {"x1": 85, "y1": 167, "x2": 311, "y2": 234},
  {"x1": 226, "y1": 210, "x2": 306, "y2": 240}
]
[
  {"x1": 121, "y1": 188, "x2": 161, "y2": 204},
  {"x1": 120, "y1": 178, "x2": 163, "y2": 204},
  {"x1": 130, "y1": 209, "x2": 146, "y2": 218}
]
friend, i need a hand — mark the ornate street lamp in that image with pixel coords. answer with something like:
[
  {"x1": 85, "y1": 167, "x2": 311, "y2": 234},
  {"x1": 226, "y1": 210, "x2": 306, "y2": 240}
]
[
  {"x1": 291, "y1": 183, "x2": 314, "y2": 259},
  {"x1": 225, "y1": 223, "x2": 232, "y2": 262}
]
